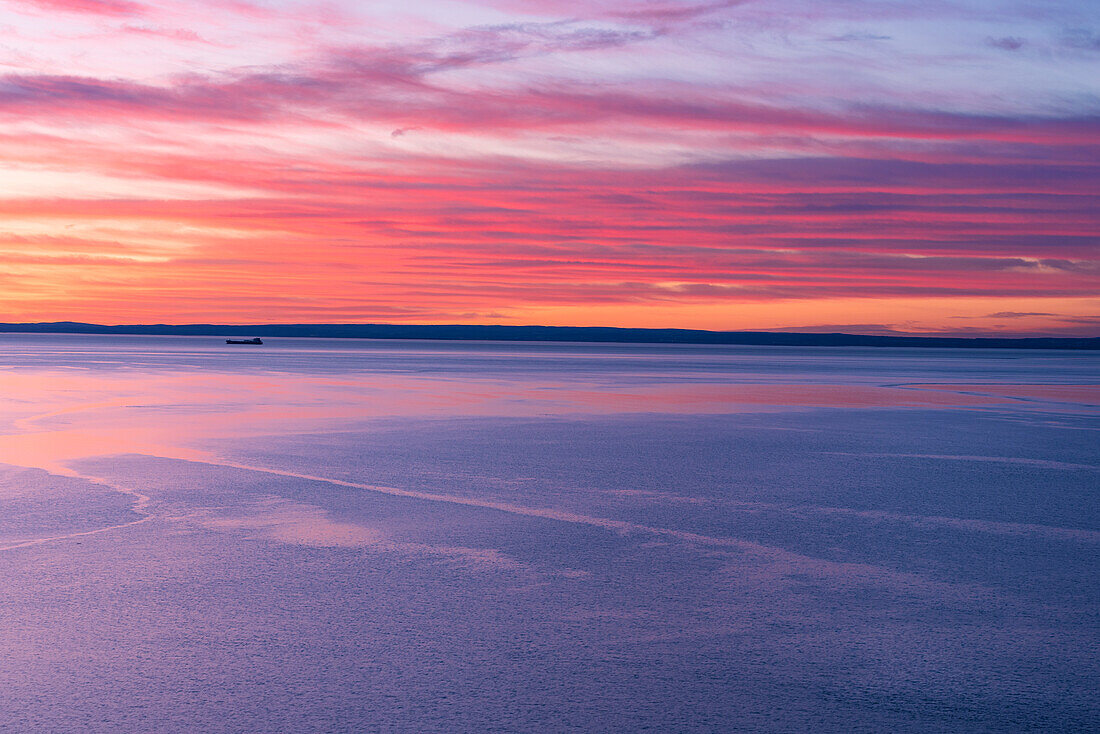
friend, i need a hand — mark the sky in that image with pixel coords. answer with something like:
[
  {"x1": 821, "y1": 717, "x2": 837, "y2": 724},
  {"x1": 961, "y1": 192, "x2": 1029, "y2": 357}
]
[{"x1": 0, "y1": 0, "x2": 1097, "y2": 335}]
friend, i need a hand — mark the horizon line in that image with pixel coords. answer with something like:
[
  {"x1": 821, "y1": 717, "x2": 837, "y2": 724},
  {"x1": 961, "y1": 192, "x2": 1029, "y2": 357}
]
[{"x1": 1, "y1": 321, "x2": 1096, "y2": 350}]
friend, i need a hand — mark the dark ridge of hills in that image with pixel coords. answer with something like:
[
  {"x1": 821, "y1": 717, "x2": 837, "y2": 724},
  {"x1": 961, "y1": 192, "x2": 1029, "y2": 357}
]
[{"x1": 0, "y1": 322, "x2": 1097, "y2": 349}]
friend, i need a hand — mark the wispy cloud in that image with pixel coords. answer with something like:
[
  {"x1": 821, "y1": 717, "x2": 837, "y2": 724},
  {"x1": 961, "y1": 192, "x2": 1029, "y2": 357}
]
[
  {"x1": 0, "y1": 0, "x2": 1096, "y2": 332},
  {"x1": 983, "y1": 312, "x2": 1058, "y2": 318},
  {"x1": 986, "y1": 36, "x2": 1025, "y2": 51},
  {"x1": 1062, "y1": 28, "x2": 1100, "y2": 51},
  {"x1": 11, "y1": 0, "x2": 144, "y2": 16}
]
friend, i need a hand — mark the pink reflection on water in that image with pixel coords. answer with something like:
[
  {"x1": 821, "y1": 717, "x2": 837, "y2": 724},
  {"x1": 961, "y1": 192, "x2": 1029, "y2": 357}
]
[
  {"x1": 0, "y1": 367, "x2": 1054, "y2": 476},
  {"x1": 191, "y1": 496, "x2": 386, "y2": 548}
]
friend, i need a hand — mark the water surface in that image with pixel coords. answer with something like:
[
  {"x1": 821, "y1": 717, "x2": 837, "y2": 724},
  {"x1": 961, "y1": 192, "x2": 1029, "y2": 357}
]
[{"x1": 0, "y1": 334, "x2": 1097, "y2": 732}]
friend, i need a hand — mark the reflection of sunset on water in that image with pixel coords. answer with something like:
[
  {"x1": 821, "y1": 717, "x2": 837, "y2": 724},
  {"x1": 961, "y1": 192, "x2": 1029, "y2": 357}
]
[
  {"x1": 1, "y1": 335, "x2": 1097, "y2": 732},
  {"x1": 0, "y1": 360, "x2": 1064, "y2": 477}
]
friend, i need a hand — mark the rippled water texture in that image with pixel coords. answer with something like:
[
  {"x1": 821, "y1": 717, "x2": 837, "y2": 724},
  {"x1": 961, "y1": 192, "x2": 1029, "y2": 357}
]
[{"x1": 0, "y1": 334, "x2": 1097, "y2": 732}]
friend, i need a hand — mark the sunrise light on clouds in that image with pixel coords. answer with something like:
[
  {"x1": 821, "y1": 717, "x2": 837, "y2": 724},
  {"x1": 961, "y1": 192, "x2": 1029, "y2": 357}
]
[{"x1": 1, "y1": 0, "x2": 1097, "y2": 334}]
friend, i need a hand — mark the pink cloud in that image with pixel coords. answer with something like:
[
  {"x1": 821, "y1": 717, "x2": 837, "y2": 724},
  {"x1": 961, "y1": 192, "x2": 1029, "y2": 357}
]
[
  {"x1": 0, "y1": 0, "x2": 1096, "y2": 330},
  {"x1": 119, "y1": 24, "x2": 210, "y2": 43},
  {"x1": 11, "y1": 0, "x2": 144, "y2": 15}
]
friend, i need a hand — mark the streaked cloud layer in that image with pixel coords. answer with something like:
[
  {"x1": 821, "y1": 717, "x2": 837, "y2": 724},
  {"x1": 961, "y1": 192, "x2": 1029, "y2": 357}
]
[{"x1": 1, "y1": 0, "x2": 1097, "y2": 334}]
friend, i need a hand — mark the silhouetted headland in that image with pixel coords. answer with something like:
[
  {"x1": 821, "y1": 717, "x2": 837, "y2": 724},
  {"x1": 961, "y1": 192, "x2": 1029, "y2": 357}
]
[{"x1": 1, "y1": 322, "x2": 1096, "y2": 349}]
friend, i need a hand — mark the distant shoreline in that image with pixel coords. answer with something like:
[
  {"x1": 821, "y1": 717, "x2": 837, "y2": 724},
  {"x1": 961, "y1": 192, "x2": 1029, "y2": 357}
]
[{"x1": 1, "y1": 322, "x2": 1096, "y2": 350}]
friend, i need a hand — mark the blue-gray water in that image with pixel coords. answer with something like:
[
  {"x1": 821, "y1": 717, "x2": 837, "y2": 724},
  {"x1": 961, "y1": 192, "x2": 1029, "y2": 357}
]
[{"x1": 0, "y1": 334, "x2": 1097, "y2": 732}]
